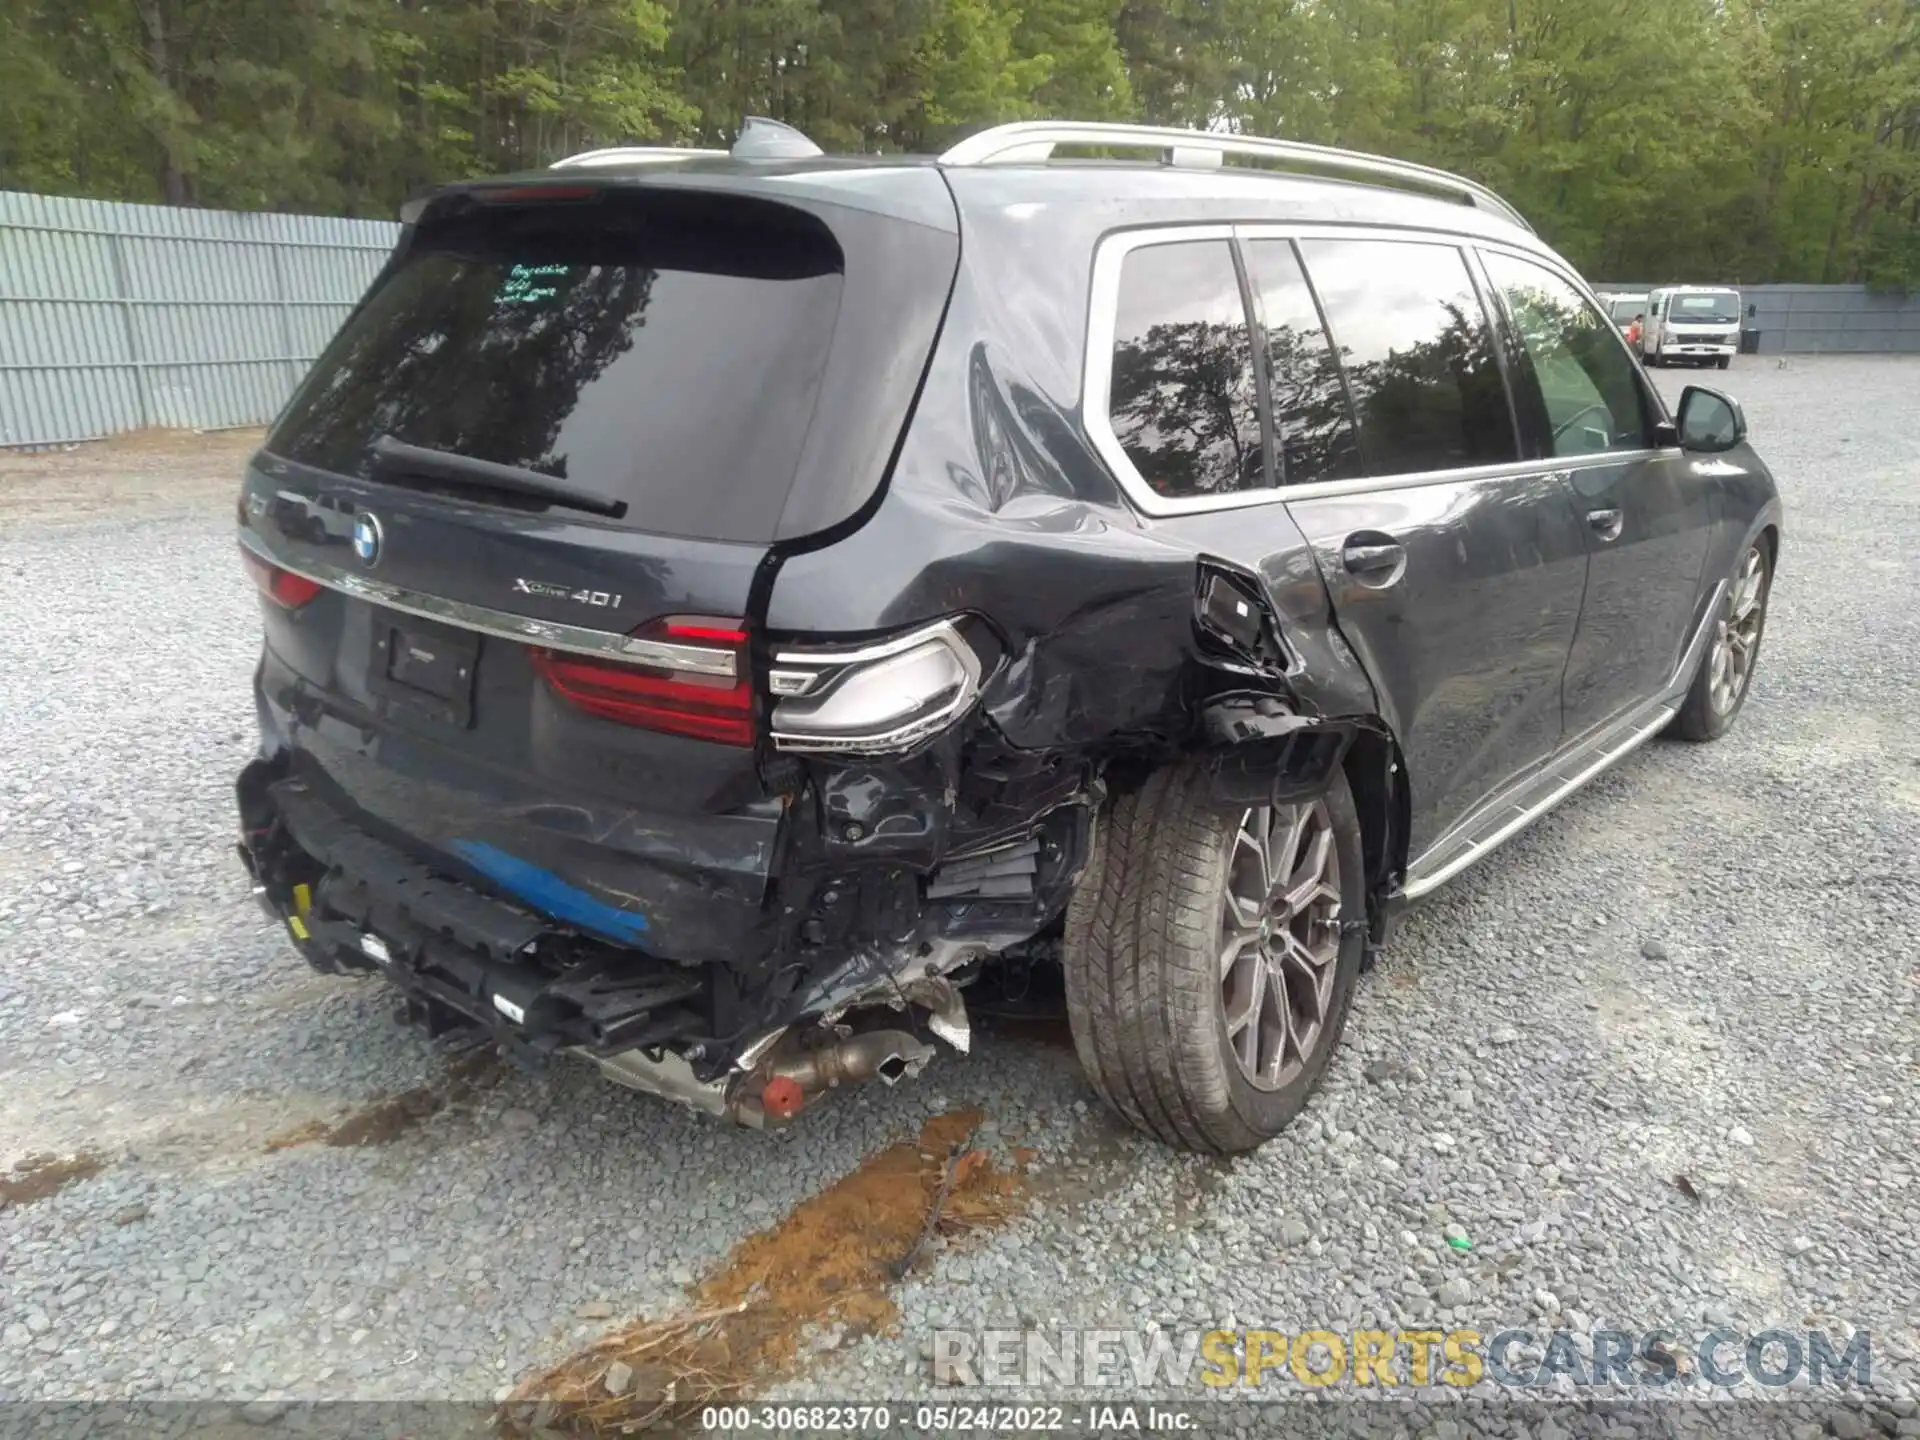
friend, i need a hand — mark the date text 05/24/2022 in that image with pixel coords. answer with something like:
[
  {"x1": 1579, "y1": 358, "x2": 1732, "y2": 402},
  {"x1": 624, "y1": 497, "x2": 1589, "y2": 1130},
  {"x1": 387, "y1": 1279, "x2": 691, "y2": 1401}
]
[{"x1": 700, "y1": 1404, "x2": 1197, "y2": 1432}]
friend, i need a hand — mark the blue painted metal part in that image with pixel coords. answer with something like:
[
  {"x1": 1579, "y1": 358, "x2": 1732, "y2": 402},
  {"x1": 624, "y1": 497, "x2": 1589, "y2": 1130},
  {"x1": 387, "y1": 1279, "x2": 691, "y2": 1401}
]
[{"x1": 447, "y1": 839, "x2": 651, "y2": 946}]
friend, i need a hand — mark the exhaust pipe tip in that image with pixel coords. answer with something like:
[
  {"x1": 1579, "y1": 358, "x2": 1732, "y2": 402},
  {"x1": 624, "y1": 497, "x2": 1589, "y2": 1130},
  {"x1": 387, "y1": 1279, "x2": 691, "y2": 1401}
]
[
  {"x1": 761, "y1": 1075, "x2": 808, "y2": 1120},
  {"x1": 761, "y1": 1028, "x2": 937, "y2": 1102}
]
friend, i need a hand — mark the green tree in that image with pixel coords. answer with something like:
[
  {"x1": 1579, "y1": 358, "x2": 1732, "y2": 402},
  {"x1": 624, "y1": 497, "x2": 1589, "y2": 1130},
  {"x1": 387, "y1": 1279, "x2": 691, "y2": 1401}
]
[{"x1": 0, "y1": 0, "x2": 1912, "y2": 283}]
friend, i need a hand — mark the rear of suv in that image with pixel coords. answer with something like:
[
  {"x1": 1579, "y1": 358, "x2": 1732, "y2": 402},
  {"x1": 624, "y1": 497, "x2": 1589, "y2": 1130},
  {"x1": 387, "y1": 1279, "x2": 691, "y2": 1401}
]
[{"x1": 237, "y1": 120, "x2": 1780, "y2": 1152}]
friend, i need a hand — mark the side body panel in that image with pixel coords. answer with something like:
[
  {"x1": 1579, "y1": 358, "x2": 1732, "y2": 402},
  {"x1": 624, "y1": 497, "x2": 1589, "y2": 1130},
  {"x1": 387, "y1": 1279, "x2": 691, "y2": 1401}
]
[
  {"x1": 1469, "y1": 243, "x2": 1716, "y2": 739},
  {"x1": 1284, "y1": 474, "x2": 1588, "y2": 855},
  {"x1": 1557, "y1": 453, "x2": 1711, "y2": 733},
  {"x1": 762, "y1": 169, "x2": 1465, "y2": 725}
]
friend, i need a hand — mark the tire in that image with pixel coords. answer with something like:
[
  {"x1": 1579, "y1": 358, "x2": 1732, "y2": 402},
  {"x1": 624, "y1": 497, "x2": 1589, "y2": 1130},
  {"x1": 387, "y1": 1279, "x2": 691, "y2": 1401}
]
[
  {"x1": 1716, "y1": 355, "x2": 1731, "y2": 370},
  {"x1": 1670, "y1": 537, "x2": 1771, "y2": 742},
  {"x1": 1063, "y1": 759, "x2": 1367, "y2": 1153}
]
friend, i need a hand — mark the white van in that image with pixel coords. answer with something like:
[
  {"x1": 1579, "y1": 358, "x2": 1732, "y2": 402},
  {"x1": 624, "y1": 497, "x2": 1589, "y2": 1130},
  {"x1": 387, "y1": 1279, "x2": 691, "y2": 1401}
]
[
  {"x1": 1641, "y1": 285, "x2": 1741, "y2": 368},
  {"x1": 1597, "y1": 291, "x2": 1647, "y2": 333}
]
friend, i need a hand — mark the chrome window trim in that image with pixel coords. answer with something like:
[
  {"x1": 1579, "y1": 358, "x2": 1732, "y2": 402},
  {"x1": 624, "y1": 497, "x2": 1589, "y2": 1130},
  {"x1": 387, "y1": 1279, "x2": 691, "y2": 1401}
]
[
  {"x1": 1256, "y1": 450, "x2": 1665, "y2": 504},
  {"x1": 237, "y1": 526, "x2": 739, "y2": 677},
  {"x1": 1083, "y1": 222, "x2": 1675, "y2": 518},
  {"x1": 1083, "y1": 225, "x2": 1254, "y2": 518}
]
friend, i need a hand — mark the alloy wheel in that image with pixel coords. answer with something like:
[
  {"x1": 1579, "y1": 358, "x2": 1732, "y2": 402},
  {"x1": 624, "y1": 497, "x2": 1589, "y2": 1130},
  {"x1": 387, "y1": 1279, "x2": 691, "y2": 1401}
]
[
  {"x1": 1708, "y1": 544, "x2": 1767, "y2": 714},
  {"x1": 1218, "y1": 801, "x2": 1343, "y2": 1090}
]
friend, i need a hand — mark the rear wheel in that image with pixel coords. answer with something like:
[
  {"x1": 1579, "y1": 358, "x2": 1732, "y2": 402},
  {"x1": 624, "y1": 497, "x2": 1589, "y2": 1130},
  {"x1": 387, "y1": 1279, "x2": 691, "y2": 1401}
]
[
  {"x1": 1671, "y1": 539, "x2": 1770, "y2": 741},
  {"x1": 1063, "y1": 760, "x2": 1366, "y2": 1153},
  {"x1": 1716, "y1": 355, "x2": 1731, "y2": 370}
]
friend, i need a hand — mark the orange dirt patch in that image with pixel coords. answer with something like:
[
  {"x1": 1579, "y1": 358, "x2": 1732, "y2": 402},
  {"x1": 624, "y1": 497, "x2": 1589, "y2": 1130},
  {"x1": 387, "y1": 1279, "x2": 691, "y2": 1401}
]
[
  {"x1": 505, "y1": 1109, "x2": 1028, "y2": 1433},
  {"x1": 261, "y1": 1049, "x2": 503, "y2": 1153},
  {"x1": 263, "y1": 1120, "x2": 331, "y2": 1153},
  {"x1": 0, "y1": 1150, "x2": 107, "y2": 1208}
]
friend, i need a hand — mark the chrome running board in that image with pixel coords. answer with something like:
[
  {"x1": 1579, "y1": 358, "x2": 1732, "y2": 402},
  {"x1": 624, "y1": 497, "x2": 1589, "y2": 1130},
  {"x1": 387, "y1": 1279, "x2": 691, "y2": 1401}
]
[{"x1": 1400, "y1": 580, "x2": 1725, "y2": 900}]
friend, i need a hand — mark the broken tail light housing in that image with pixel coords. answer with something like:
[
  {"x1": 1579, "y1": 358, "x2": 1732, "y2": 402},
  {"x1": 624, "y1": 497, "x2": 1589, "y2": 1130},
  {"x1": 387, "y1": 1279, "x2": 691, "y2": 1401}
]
[
  {"x1": 240, "y1": 545, "x2": 323, "y2": 610},
  {"x1": 529, "y1": 617, "x2": 753, "y2": 747},
  {"x1": 768, "y1": 619, "x2": 985, "y2": 755}
]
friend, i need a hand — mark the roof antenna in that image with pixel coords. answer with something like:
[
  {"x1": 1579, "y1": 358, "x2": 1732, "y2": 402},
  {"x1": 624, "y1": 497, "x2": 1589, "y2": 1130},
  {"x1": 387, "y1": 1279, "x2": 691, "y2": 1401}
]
[{"x1": 732, "y1": 117, "x2": 823, "y2": 159}]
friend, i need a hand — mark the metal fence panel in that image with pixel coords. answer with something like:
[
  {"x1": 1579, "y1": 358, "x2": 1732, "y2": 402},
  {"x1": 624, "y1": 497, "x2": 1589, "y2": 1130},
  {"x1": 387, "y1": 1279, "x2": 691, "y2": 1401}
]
[
  {"x1": 10, "y1": 194, "x2": 1920, "y2": 447},
  {"x1": 0, "y1": 190, "x2": 397, "y2": 448},
  {"x1": 1595, "y1": 279, "x2": 1920, "y2": 356}
]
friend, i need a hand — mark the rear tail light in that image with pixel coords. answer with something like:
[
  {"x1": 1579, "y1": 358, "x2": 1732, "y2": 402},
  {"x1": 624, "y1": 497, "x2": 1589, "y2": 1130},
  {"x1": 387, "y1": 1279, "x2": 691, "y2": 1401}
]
[
  {"x1": 529, "y1": 617, "x2": 753, "y2": 747},
  {"x1": 768, "y1": 620, "x2": 984, "y2": 755},
  {"x1": 240, "y1": 546, "x2": 323, "y2": 609},
  {"x1": 530, "y1": 615, "x2": 989, "y2": 754}
]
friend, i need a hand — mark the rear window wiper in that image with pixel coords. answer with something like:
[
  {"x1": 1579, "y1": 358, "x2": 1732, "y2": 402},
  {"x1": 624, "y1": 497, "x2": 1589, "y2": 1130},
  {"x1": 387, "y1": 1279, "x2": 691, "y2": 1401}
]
[{"x1": 370, "y1": 435, "x2": 628, "y2": 519}]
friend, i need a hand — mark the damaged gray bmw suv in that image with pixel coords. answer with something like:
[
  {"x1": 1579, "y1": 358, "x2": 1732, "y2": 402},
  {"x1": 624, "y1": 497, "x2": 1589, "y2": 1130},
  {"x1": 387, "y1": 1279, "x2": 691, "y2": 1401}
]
[{"x1": 235, "y1": 119, "x2": 1781, "y2": 1153}]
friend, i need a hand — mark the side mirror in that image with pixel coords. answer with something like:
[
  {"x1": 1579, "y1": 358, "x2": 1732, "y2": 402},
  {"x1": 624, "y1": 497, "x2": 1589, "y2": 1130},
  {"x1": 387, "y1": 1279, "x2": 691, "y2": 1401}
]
[{"x1": 1675, "y1": 385, "x2": 1746, "y2": 453}]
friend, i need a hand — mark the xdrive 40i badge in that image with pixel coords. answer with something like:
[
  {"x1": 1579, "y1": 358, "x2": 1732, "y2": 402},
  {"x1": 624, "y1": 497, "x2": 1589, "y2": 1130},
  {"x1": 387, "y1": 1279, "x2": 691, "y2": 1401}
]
[{"x1": 512, "y1": 578, "x2": 624, "y2": 608}]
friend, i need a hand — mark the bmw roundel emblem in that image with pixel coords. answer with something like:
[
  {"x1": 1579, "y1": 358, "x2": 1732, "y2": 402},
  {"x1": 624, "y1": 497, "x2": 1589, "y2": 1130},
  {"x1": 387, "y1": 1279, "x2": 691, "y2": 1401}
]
[{"x1": 352, "y1": 511, "x2": 384, "y2": 567}]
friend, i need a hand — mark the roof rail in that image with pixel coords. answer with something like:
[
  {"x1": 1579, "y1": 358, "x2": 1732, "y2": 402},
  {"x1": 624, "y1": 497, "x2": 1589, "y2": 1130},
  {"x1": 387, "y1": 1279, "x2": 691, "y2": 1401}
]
[
  {"x1": 551, "y1": 146, "x2": 727, "y2": 170},
  {"x1": 937, "y1": 122, "x2": 1531, "y2": 233}
]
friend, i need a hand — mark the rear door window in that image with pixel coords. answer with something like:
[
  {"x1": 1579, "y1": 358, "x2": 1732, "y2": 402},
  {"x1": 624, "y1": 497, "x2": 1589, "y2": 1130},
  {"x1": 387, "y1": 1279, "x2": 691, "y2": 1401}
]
[
  {"x1": 1240, "y1": 239, "x2": 1362, "y2": 487},
  {"x1": 1479, "y1": 250, "x2": 1652, "y2": 458},
  {"x1": 1299, "y1": 238, "x2": 1519, "y2": 477},
  {"x1": 1105, "y1": 239, "x2": 1265, "y2": 499},
  {"x1": 268, "y1": 191, "x2": 845, "y2": 544}
]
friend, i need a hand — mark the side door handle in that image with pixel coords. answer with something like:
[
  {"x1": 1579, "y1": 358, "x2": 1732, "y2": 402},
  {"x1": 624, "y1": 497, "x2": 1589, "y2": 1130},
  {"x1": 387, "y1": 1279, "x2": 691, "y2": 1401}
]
[
  {"x1": 1586, "y1": 508, "x2": 1624, "y2": 542},
  {"x1": 1340, "y1": 537, "x2": 1405, "y2": 587}
]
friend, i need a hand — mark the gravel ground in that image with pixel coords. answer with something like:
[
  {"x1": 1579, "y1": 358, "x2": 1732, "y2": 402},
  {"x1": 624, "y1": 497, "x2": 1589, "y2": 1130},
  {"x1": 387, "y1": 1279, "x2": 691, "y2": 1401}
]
[{"x1": 1, "y1": 358, "x2": 1916, "y2": 1433}]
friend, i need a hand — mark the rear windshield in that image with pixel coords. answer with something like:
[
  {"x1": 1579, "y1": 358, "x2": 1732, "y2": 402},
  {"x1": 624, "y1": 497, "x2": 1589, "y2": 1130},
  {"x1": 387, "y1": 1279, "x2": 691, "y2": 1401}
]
[{"x1": 269, "y1": 190, "x2": 845, "y2": 543}]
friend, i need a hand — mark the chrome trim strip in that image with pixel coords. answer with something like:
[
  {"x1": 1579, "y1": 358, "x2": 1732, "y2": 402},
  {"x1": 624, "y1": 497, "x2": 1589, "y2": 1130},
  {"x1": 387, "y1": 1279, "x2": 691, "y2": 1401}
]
[
  {"x1": 550, "y1": 147, "x2": 727, "y2": 169},
  {"x1": 1081, "y1": 224, "x2": 1663, "y2": 518},
  {"x1": 937, "y1": 122, "x2": 1533, "y2": 232},
  {"x1": 1400, "y1": 705, "x2": 1675, "y2": 900},
  {"x1": 1399, "y1": 579, "x2": 1725, "y2": 900},
  {"x1": 1235, "y1": 221, "x2": 1537, "y2": 247},
  {"x1": 237, "y1": 527, "x2": 739, "y2": 678}
]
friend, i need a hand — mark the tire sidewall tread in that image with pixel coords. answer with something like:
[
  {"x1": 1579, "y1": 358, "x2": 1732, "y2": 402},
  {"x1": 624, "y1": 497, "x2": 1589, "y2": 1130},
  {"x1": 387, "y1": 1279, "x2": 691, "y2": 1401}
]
[
  {"x1": 1064, "y1": 759, "x2": 1368, "y2": 1154},
  {"x1": 1670, "y1": 539, "x2": 1771, "y2": 743}
]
